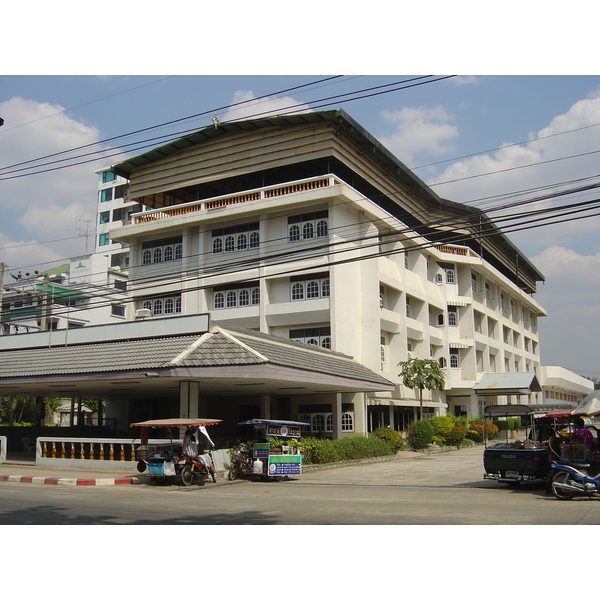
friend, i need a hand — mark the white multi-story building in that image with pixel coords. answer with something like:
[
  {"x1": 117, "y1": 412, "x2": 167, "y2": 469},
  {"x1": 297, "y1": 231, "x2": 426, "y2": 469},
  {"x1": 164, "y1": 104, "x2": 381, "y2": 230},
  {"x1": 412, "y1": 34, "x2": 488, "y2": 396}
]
[
  {"x1": 95, "y1": 167, "x2": 141, "y2": 272},
  {"x1": 105, "y1": 109, "x2": 549, "y2": 431},
  {"x1": 0, "y1": 253, "x2": 129, "y2": 335}
]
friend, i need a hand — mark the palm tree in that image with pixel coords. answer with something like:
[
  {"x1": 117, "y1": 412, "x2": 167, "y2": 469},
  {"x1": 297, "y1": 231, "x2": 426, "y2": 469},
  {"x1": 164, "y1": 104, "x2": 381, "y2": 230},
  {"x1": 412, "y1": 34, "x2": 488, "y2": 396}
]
[{"x1": 398, "y1": 358, "x2": 446, "y2": 421}]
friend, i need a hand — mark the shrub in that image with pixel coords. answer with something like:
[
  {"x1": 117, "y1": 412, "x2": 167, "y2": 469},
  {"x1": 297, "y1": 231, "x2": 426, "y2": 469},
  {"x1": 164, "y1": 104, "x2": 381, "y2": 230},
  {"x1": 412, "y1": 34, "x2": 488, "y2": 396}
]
[
  {"x1": 428, "y1": 416, "x2": 455, "y2": 443},
  {"x1": 461, "y1": 438, "x2": 474, "y2": 447},
  {"x1": 466, "y1": 422, "x2": 499, "y2": 442},
  {"x1": 445, "y1": 423, "x2": 467, "y2": 448},
  {"x1": 407, "y1": 420, "x2": 434, "y2": 450},
  {"x1": 299, "y1": 435, "x2": 396, "y2": 464},
  {"x1": 371, "y1": 427, "x2": 404, "y2": 451}
]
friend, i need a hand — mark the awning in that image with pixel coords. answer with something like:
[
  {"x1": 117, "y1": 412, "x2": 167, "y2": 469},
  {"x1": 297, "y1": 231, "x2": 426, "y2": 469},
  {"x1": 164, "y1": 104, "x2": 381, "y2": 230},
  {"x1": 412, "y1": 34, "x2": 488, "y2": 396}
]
[
  {"x1": 573, "y1": 390, "x2": 600, "y2": 417},
  {"x1": 449, "y1": 342, "x2": 471, "y2": 349},
  {"x1": 474, "y1": 372, "x2": 541, "y2": 396},
  {"x1": 367, "y1": 398, "x2": 442, "y2": 408}
]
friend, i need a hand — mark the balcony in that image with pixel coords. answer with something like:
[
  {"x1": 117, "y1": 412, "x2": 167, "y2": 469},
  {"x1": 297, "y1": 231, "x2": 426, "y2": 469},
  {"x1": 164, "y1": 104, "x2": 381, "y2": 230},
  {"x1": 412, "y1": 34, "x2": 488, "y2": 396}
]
[{"x1": 132, "y1": 175, "x2": 341, "y2": 225}]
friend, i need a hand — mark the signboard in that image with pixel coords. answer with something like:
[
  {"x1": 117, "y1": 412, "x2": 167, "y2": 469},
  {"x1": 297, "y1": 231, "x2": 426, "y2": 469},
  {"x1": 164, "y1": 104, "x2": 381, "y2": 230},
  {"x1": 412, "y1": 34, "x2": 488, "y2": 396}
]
[
  {"x1": 252, "y1": 442, "x2": 270, "y2": 458},
  {"x1": 266, "y1": 424, "x2": 302, "y2": 438},
  {"x1": 267, "y1": 455, "x2": 302, "y2": 476}
]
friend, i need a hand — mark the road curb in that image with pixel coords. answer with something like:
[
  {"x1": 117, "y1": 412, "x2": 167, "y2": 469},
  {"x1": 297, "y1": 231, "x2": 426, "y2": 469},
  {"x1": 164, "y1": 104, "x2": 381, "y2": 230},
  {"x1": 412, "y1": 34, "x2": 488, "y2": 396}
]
[{"x1": 0, "y1": 473, "x2": 145, "y2": 486}]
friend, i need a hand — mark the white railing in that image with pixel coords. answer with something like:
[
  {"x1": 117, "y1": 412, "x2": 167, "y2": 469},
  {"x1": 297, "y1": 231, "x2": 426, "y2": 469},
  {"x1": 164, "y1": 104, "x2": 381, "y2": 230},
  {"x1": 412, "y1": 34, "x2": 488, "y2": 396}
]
[
  {"x1": 36, "y1": 437, "x2": 231, "y2": 472},
  {"x1": 133, "y1": 175, "x2": 340, "y2": 225}
]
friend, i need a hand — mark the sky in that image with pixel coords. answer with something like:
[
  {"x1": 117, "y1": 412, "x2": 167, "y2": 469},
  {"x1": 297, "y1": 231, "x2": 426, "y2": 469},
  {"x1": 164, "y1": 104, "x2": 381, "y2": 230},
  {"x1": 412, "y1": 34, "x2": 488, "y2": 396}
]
[
  {"x1": 1, "y1": 73, "x2": 600, "y2": 382},
  {"x1": 3, "y1": 2, "x2": 598, "y2": 575}
]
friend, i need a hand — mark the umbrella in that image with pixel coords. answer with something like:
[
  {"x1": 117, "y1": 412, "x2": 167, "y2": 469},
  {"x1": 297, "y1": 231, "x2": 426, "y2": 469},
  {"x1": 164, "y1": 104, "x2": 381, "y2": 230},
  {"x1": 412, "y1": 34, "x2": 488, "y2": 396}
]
[{"x1": 573, "y1": 390, "x2": 600, "y2": 417}]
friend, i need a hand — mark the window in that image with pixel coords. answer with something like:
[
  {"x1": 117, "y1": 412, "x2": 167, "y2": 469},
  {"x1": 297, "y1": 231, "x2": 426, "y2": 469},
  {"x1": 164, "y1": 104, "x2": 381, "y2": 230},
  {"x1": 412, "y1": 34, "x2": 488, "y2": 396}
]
[
  {"x1": 290, "y1": 273, "x2": 330, "y2": 301},
  {"x1": 312, "y1": 414, "x2": 325, "y2": 432},
  {"x1": 212, "y1": 223, "x2": 260, "y2": 254},
  {"x1": 471, "y1": 273, "x2": 478, "y2": 294},
  {"x1": 446, "y1": 269, "x2": 455, "y2": 284},
  {"x1": 111, "y1": 304, "x2": 125, "y2": 317},
  {"x1": 102, "y1": 171, "x2": 116, "y2": 184},
  {"x1": 288, "y1": 210, "x2": 328, "y2": 243},
  {"x1": 100, "y1": 188, "x2": 113, "y2": 202},
  {"x1": 449, "y1": 348, "x2": 460, "y2": 368},
  {"x1": 141, "y1": 237, "x2": 183, "y2": 265},
  {"x1": 114, "y1": 280, "x2": 127, "y2": 291},
  {"x1": 98, "y1": 233, "x2": 110, "y2": 246},
  {"x1": 380, "y1": 336, "x2": 386, "y2": 369},
  {"x1": 341, "y1": 412, "x2": 354, "y2": 432},
  {"x1": 290, "y1": 326, "x2": 331, "y2": 349},
  {"x1": 140, "y1": 296, "x2": 182, "y2": 317},
  {"x1": 437, "y1": 313, "x2": 445, "y2": 326},
  {"x1": 435, "y1": 273, "x2": 444, "y2": 284},
  {"x1": 99, "y1": 211, "x2": 110, "y2": 224},
  {"x1": 448, "y1": 306, "x2": 457, "y2": 326},
  {"x1": 485, "y1": 282, "x2": 491, "y2": 302},
  {"x1": 291, "y1": 283, "x2": 304, "y2": 301},
  {"x1": 213, "y1": 284, "x2": 260, "y2": 310},
  {"x1": 438, "y1": 356, "x2": 447, "y2": 368},
  {"x1": 406, "y1": 296, "x2": 411, "y2": 318}
]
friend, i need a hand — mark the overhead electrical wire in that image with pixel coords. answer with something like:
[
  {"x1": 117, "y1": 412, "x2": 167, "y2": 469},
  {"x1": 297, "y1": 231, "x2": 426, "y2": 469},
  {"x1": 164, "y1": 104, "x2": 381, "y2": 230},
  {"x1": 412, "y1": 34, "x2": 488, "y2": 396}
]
[{"x1": 0, "y1": 76, "x2": 452, "y2": 180}]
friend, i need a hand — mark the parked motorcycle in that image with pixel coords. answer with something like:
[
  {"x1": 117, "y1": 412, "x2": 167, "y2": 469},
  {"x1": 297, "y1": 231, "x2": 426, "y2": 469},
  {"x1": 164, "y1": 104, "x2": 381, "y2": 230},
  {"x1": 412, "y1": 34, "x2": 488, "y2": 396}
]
[
  {"x1": 551, "y1": 462, "x2": 600, "y2": 500},
  {"x1": 178, "y1": 449, "x2": 217, "y2": 486}
]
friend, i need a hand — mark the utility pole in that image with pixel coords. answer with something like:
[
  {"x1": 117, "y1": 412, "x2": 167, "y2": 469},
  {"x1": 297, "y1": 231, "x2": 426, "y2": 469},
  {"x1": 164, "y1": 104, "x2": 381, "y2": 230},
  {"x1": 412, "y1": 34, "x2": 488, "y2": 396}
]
[
  {"x1": 40, "y1": 273, "x2": 50, "y2": 332},
  {"x1": 0, "y1": 262, "x2": 6, "y2": 334}
]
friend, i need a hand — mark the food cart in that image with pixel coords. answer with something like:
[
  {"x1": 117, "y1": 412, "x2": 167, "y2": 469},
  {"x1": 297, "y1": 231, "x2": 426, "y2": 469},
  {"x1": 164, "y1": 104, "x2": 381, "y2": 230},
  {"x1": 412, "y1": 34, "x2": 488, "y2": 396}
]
[
  {"x1": 228, "y1": 419, "x2": 309, "y2": 480},
  {"x1": 131, "y1": 417, "x2": 222, "y2": 484}
]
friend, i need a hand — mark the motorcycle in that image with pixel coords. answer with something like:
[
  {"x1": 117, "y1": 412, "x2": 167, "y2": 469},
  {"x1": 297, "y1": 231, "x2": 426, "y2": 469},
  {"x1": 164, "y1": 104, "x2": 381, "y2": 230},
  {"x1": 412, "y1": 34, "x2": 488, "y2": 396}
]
[
  {"x1": 550, "y1": 462, "x2": 600, "y2": 500},
  {"x1": 178, "y1": 449, "x2": 217, "y2": 486}
]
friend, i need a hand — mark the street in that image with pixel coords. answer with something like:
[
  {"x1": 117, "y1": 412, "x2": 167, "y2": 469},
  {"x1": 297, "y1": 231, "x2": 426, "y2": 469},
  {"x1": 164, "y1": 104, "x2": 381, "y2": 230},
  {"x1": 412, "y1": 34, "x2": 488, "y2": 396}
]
[{"x1": 2, "y1": 446, "x2": 600, "y2": 525}]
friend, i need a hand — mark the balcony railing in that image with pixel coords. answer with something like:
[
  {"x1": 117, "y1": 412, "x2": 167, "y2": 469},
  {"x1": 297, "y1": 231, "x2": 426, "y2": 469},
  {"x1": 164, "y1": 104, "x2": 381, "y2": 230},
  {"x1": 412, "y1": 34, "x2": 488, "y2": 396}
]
[{"x1": 133, "y1": 175, "x2": 340, "y2": 225}]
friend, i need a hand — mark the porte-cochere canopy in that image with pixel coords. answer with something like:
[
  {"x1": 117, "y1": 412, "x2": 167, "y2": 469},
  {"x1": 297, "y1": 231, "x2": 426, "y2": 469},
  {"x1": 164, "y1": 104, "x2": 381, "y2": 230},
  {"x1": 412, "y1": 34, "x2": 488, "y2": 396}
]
[{"x1": 0, "y1": 316, "x2": 394, "y2": 401}]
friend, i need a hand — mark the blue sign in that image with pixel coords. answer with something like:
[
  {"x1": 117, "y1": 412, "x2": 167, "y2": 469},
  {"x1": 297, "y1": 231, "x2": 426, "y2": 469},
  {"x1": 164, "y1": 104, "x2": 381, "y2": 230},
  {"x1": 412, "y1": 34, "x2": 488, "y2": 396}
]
[{"x1": 267, "y1": 455, "x2": 302, "y2": 476}]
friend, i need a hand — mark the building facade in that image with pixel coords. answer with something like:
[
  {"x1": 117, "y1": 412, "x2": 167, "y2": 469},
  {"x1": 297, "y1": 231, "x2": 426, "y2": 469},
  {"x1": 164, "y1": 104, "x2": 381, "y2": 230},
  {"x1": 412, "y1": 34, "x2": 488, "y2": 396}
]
[{"x1": 105, "y1": 110, "x2": 549, "y2": 432}]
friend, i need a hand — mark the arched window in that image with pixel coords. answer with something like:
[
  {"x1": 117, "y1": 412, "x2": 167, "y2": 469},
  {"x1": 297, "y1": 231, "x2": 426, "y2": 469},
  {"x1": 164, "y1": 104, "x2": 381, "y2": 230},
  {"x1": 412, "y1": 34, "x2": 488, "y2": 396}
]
[
  {"x1": 306, "y1": 338, "x2": 319, "y2": 345},
  {"x1": 142, "y1": 250, "x2": 152, "y2": 265},
  {"x1": 163, "y1": 246, "x2": 173, "y2": 261},
  {"x1": 322, "y1": 279, "x2": 330, "y2": 297},
  {"x1": 153, "y1": 300, "x2": 163, "y2": 315},
  {"x1": 214, "y1": 292, "x2": 225, "y2": 309},
  {"x1": 143, "y1": 300, "x2": 152, "y2": 311},
  {"x1": 306, "y1": 281, "x2": 319, "y2": 298},
  {"x1": 153, "y1": 248, "x2": 162, "y2": 263},
  {"x1": 251, "y1": 288, "x2": 260, "y2": 305},
  {"x1": 164, "y1": 298, "x2": 174, "y2": 314},
  {"x1": 450, "y1": 349, "x2": 459, "y2": 368},
  {"x1": 175, "y1": 297, "x2": 182, "y2": 313},
  {"x1": 302, "y1": 222, "x2": 314, "y2": 240},
  {"x1": 226, "y1": 291, "x2": 237, "y2": 308},
  {"x1": 312, "y1": 414, "x2": 325, "y2": 431},
  {"x1": 342, "y1": 413, "x2": 354, "y2": 431},
  {"x1": 289, "y1": 224, "x2": 300, "y2": 242},
  {"x1": 438, "y1": 356, "x2": 448, "y2": 368},
  {"x1": 239, "y1": 290, "x2": 250, "y2": 306},
  {"x1": 322, "y1": 337, "x2": 331, "y2": 349},
  {"x1": 291, "y1": 283, "x2": 304, "y2": 300},
  {"x1": 237, "y1": 234, "x2": 247, "y2": 251},
  {"x1": 225, "y1": 236, "x2": 235, "y2": 252},
  {"x1": 212, "y1": 239, "x2": 223, "y2": 254},
  {"x1": 175, "y1": 244, "x2": 183, "y2": 260},
  {"x1": 437, "y1": 313, "x2": 445, "y2": 326},
  {"x1": 249, "y1": 232, "x2": 260, "y2": 248},
  {"x1": 446, "y1": 269, "x2": 455, "y2": 284},
  {"x1": 326, "y1": 414, "x2": 333, "y2": 431},
  {"x1": 316, "y1": 220, "x2": 328, "y2": 237}
]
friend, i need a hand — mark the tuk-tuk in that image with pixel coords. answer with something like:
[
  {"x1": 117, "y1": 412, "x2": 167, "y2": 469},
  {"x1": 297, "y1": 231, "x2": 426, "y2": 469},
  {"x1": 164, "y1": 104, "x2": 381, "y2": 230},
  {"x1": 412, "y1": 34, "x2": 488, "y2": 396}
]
[
  {"x1": 131, "y1": 417, "x2": 222, "y2": 485},
  {"x1": 228, "y1": 419, "x2": 309, "y2": 480}
]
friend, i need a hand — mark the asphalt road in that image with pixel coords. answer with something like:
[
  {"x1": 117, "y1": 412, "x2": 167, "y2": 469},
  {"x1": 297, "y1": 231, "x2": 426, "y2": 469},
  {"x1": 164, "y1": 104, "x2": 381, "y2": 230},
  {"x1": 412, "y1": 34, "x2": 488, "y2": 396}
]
[{"x1": 2, "y1": 445, "x2": 600, "y2": 525}]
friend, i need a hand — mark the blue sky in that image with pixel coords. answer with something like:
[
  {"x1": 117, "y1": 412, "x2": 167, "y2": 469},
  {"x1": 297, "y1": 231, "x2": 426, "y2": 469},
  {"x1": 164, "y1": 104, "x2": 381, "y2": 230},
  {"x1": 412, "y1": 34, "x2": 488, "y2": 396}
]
[{"x1": 1, "y1": 74, "x2": 600, "y2": 382}]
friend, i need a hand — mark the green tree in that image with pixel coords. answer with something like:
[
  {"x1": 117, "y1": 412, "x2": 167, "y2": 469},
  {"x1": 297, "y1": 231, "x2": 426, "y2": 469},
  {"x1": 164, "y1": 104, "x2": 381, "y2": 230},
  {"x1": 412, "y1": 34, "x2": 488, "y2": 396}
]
[{"x1": 398, "y1": 358, "x2": 446, "y2": 421}]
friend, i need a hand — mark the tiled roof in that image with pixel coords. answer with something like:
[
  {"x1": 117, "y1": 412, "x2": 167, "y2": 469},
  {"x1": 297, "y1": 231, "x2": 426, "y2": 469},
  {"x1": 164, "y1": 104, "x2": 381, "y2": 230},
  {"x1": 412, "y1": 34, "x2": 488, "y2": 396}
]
[{"x1": 0, "y1": 323, "x2": 393, "y2": 388}]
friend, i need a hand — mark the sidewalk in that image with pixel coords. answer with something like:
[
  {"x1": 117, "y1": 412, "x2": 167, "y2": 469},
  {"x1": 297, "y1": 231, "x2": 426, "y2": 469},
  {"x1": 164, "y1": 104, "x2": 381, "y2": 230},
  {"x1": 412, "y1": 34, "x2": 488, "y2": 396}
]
[{"x1": 0, "y1": 454, "x2": 147, "y2": 486}]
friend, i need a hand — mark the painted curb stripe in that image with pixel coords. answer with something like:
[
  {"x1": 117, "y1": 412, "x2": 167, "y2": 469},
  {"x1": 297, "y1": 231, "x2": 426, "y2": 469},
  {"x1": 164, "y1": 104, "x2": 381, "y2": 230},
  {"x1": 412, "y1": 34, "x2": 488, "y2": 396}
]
[{"x1": 0, "y1": 474, "x2": 140, "y2": 485}]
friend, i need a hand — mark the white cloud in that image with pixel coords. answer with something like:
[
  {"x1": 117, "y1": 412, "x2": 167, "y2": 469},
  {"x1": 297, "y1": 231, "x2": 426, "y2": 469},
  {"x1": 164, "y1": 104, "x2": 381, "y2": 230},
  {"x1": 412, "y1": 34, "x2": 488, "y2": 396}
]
[
  {"x1": 427, "y1": 95, "x2": 600, "y2": 254},
  {"x1": 0, "y1": 97, "x2": 103, "y2": 270},
  {"x1": 378, "y1": 105, "x2": 458, "y2": 165},
  {"x1": 222, "y1": 91, "x2": 311, "y2": 122}
]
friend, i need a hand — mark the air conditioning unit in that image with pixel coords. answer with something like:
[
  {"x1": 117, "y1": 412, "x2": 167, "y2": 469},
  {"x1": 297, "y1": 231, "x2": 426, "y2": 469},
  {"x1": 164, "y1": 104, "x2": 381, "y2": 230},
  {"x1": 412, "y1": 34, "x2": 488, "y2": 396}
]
[{"x1": 135, "y1": 308, "x2": 151, "y2": 319}]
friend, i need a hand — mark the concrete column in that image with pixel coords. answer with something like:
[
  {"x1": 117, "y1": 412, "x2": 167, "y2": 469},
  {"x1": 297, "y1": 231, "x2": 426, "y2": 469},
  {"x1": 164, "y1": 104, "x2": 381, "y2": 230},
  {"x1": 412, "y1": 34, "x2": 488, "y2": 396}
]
[
  {"x1": 179, "y1": 381, "x2": 200, "y2": 418},
  {"x1": 332, "y1": 393, "x2": 342, "y2": 439},
  {"x1": 346, "y1": 392, "x2": 366, "y2": 436},
  {"x1": 260, "y1": 395, "x2": 271, "y2": 419}
]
